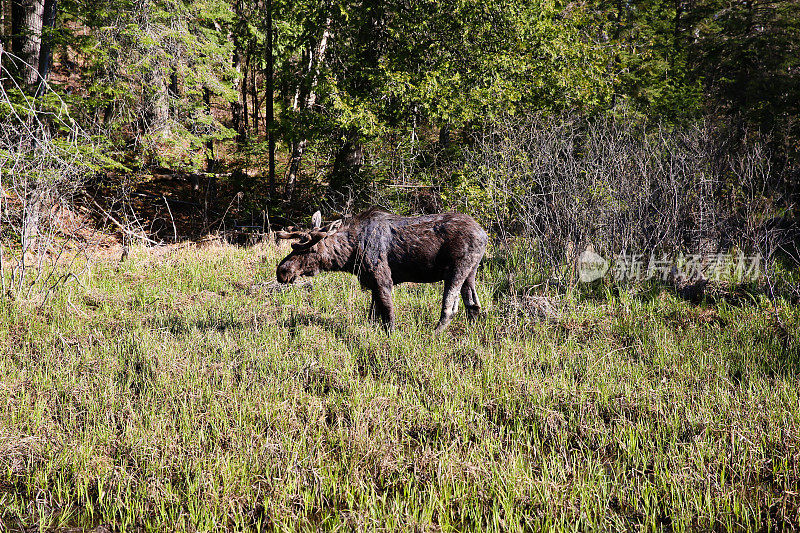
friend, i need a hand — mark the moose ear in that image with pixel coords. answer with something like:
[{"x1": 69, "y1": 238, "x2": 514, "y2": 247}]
[{"x1": 311, "y1": 211, "x2": 323, "y2": 229}]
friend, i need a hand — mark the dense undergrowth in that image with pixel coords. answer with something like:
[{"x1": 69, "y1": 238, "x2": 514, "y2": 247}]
[{"x1": 0, "y1": 241, "x2": 798, "y2": 531}]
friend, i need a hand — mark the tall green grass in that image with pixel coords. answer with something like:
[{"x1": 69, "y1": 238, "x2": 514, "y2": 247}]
[{"x1": 1, "y1": 241, "x2": 798, "y2": 531}]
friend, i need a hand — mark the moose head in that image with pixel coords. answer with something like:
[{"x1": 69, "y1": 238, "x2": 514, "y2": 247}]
[{"x1": 275, "y1": 211, "x2": 343, "y2": 283}]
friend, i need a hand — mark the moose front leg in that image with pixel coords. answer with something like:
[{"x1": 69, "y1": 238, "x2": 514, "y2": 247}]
[{"x1": 370, "y1": 287, "x2": 395, "y2": 333}]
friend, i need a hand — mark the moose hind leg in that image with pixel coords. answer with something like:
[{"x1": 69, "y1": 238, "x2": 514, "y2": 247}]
[
  {"x1": 371, "y1": 287, "x2": 395, "y2": 333},
  {"x1": 435, "y1": 270, "x2": 470, "y2": 333},
  {"x1": 368, "y1": 294, "x2": 378, "y2": 322},
  {"x1": 464, "y1": 287, "x2": 481, "y2": 321},
  {"x1": 461, "y1": 265, "x2": 482, "y2": 321}
]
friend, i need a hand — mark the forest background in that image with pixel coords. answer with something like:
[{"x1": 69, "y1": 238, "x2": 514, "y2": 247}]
[{"x1": 1, "y1": 0, "x2": 799, "y2": 290}]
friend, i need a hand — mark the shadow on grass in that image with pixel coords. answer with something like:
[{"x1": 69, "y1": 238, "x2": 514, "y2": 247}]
[
  {"x1": 153, "y1": 314, "x2": 252, "y2": 335},
  {"x1": 731, "y1": 316, "x2": 800, "y2": 383}
]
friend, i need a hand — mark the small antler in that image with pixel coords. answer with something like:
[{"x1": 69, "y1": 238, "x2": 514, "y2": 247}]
[
  {"x1": 320, "y1": 219, "x2": 342, "y2": 234},
  {"x1": 289, "y1": 219, "x2": 343, "y2": 250},
  {"x1": 291, "y1": 232, "x2": 325, "y2": 250},
  {"x1": 275, "y1": 229, "x2": 310, "y2": 241}
]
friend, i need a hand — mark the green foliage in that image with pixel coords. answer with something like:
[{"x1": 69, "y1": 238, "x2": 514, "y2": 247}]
[
  {"x1": 317, "y1": 0, "x2": 618, "y2": 141},
  {"x1": 56, "y1": 0, "x2": 238, "y2": 170},
  {"x1": 691, "y1": 0, "x2": 800, "y2": 146},
  {"x1": 587, "y1": 0, "x2": 799, "y2": 146}
]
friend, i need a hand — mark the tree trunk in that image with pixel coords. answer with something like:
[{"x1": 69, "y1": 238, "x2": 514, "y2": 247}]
[
  {"x1": 145, "y1": 67, "x2": 169, "y2": 134},
  {"x1": 251, "y1": 63, "x2": 259, "y2": 136},
  {"x1": 285, "y1": 16, "x2": 332, "y2": 203},
  {"x1": 231, "y1": 34, "x2": 245, "y2": 143},
  {"x1": 671, "y1": 0, "x2": 683, "y2": 72},
  {"x1": 204, "y1": 87, "x2": 215, "y2": 173},
  {"x1": 34, "y1": 0, "x2": 54, "y2": 91},
  {"x1": 168, "y1": 68, "x2": 178, "y2": 97},
  {"x1": 265, "y1": 0, "x2": 275, "y2": 199},
  {"x1": 1, "y1": 1, "x2": 8, "y2": 71},
  {"x1": 285, "y1": 139, "x2": 308, "y2": 203},
  {"x1": 438, "y1": 123, "x2": 450, "y2": 147},
  {"x1": 11, "y1": 0, "x2": 44, "y2": 87},
  {"x1": 202, "y1": 85, "x2": 217, "y2": 225},
  {"x1": 102, "y1": 101, "x2": 113, "y2": 125},
  {"x1": 241, "y1": 45, "x2": 249, "y2": 139},
  {"x1": 329, "y1": 135, "x2": 363, "y2": 191},
  {"x1": 165, "y1": 68, "x2": 179, "y2": 126}
]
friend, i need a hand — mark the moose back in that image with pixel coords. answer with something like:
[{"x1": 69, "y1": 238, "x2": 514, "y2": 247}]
[{"x1": 276, "y1": 207, "x2": 488, "y2": 332}]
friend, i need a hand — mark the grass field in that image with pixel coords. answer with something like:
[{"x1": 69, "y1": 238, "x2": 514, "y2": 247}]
[{"x1": 1, "y1": 240, "x2": 798, "y2": 531}]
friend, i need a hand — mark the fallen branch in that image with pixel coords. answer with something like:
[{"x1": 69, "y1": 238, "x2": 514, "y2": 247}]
[
  {"x1": 91, "y1": 199, "x2": 160, "y2": 246},
  {"x1": 164, "y1": 195, "x2": 178, "y2": 242}
]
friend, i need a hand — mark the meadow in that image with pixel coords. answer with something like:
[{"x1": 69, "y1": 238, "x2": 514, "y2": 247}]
[{"x1": 0, "y1": 240, "x2": 798, "y2": 531}]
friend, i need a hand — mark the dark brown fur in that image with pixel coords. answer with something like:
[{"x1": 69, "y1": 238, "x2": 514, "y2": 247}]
[{"x1": 276, "y1": 207, "x2": 488, "y2": 332}]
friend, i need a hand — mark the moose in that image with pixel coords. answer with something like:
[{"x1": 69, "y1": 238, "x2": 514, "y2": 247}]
[{"x1": 276, "y1": 207, "x2": 488, "y2": 333}]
